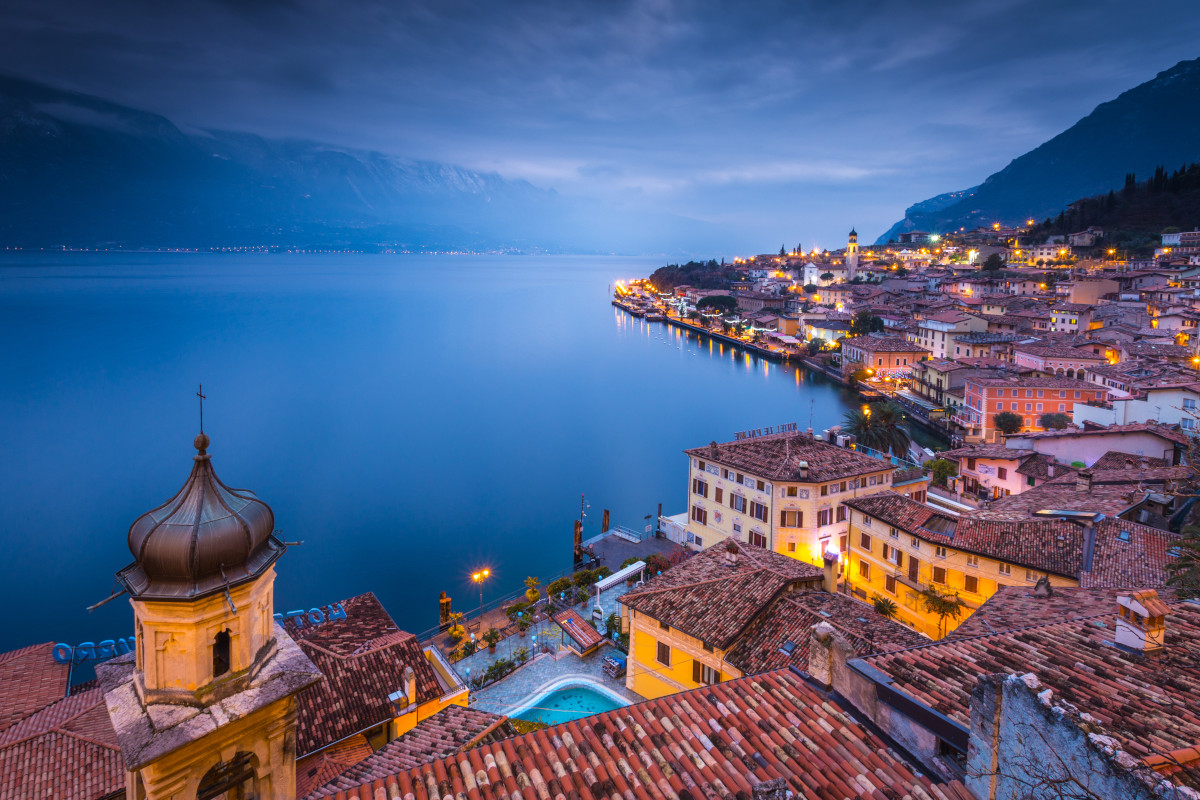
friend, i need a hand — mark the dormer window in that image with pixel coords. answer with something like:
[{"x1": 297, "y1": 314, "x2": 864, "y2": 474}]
[{"x1": 213, "y1": 630, "x2": 231, "y2": 678}]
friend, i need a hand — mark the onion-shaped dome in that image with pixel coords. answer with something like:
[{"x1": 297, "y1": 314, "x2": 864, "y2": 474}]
[{"x1": 117, "y1": 433, "x2": 284, "y2": 600}]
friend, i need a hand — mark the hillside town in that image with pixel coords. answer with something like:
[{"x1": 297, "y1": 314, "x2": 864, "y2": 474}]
[{"x1": 4, "y1": 223, "x2": 1200, "y2": 800}]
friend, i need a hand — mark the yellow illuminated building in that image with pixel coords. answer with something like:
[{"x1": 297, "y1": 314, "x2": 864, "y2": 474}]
[
  {"x1": 621, "y1": 541, "x2": 825, "y2": 699},
  {"x1": 683, "y1": 432, "x2": 928, "y2": 567},
  {"x1": 836, "y1": 492, "x2": 1163, "y2": 639}
]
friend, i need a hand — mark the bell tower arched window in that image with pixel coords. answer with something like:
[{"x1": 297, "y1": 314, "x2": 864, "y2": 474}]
[{"x1": 213, "y1": 630, "x2": 231, "y2": 678}]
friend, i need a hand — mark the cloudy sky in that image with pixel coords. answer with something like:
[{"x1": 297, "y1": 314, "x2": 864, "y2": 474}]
[{"x1": 2, "y1": 0, "x2": 1198, "y2": 252}]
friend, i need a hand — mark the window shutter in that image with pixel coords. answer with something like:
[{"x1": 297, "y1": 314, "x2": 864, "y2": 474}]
[
  {"x1": 895, "y1": 551, "x2": 903, "y2": 568},
  {"x1": 693, "y1": 660, "x2": 702, "y2": 683},
  {"x1": 780, "y1": 510, "x2": 787, "y2": 526}
]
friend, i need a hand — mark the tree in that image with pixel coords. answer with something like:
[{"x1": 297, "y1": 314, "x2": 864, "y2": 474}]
[
  {"x1": 780, "y1": 244, "x2": 787, "y2": 256},
  {"x1": 873, "y1": 595, "x2": 899, "y2": 619},
  {"x1": 524, "y1": 576, "x2": 541, "y2": 603},
  {"x1": 1039, "y1": 412, "x2": 1071, "y2": 430},
  {"x1": 924, "y1": 457, "x2": 958, "y2": 488},
  {"x1": 697, "y1": 295, "x2": 738, "y2": 314},
  {"x1": 802, "y1": 283, "x2": 818, "y2": 294},
  {"x1": 850, "y1": 310, "x2": 884, "y2": 336},
  {"x1": 820, "y1": 271, "x2": 835, "y2": 282},
  {"x1": 993, "y1": 411, "x2": 1023, "y2": 436},
  {"x1": 982, "y1": 253, "x2": 1005, "y2": 271},
  {"x1": 920, "y1": 588, "x2": 968, "y2": 638}
]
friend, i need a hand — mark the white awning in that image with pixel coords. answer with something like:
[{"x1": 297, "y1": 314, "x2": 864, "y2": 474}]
[{"x1": 594, "y1": 561, "x2": 645, "y2": 591}]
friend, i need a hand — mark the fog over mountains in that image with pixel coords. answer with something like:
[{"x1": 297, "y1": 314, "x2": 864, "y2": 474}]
[
  {"x1": 878, "y1": 57, "x2": 1200, "y2": 244},
  {"x1": 0, "y1": 74, "x2": 702, "y2": 252}
]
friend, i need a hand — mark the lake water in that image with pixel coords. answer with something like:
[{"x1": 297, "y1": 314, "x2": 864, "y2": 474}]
[{"x1": 0, "y1": 253, "x2": 870, "y2": 654}]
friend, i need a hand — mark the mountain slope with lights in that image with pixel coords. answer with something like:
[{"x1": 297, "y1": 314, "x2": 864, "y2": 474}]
[{"x1": 878, "y1": 57, "x2": 1200, "y2": 243}]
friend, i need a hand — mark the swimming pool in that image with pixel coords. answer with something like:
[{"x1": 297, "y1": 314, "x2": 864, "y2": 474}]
[{"x1": 510, "y1": 682, "x2": 629, "y2": 725}]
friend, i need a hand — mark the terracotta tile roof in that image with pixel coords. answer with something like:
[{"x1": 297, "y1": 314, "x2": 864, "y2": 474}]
[
  {"x1": 552, "y1": 610, "x2": 604, "y2": 651},
  {"x1": 841, "y1": 334, "x2": 930, "y2": 353},
  {"x1": 723, "y1": 591, "x2": 927, "y2": 675},
  {"x1": 1080, "y1": 519, "x2": 1181, "y2": 589},
  {"x1": 1013, "y1": 343, "x2": 1107, "y2": 360},
  {"x1": 308, "y1": 706, "x2": 512, "y2": 799},
  {"x1": 1011, "y1": 421, "x2": 1189, "y2": 445},
  {"x1": 287, "y1": 593, "x2": 447, "y2": 756},
  {"x1": 938, "y1": 443, "x2": 1025, "y2": 461},
  {"x1": 621, "y1": 541, "x2": 822, "y2": 649},
  {"x1": 297, "y1": 734, "x2": 375, "y2": 799},
  {"x1": 0, "y1": 686, "x2": 122, "y2": 800},
  {"x1": 976, "y1": 468, "x2": 1189, "y2": 521},
  {"x1": 0, "y1": 643, "x2": 69, "y2": 734},
  {"x1": 1013, "y1": 454, "x2": 1077, "y2": 481},
  {"x1": 684, "y1": 431, "x2": 894, "y2": 483},
  {"x1": 844, "y1": 491, "x2": 1179, "y2": 584},
  {"x1": 967, "y1": 375, "x2": 1096, "y2": 390},
  {"x1": 329, "y1": 669, "x2": 969, "y2": 800},
  {"x1": 863, "y1": 600, "x2": 1200, "y2": 773},
  {"x1": 1091, "y1": 450, "x2": 1171, "y2": 470},
  {"x1": 949, "y1": 586, "x2": 1179, "y2": 638}
]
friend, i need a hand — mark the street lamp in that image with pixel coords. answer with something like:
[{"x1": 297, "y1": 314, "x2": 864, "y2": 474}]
[{"x1": 472, "y1": 568, "x2": 490, "y2": 631}]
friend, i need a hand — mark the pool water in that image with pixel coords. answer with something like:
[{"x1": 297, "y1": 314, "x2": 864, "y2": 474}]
[{"x1": 512, "y1": 686, "x2": 627, "y2": 725}]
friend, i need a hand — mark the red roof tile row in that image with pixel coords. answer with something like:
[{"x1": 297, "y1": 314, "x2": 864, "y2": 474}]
[{"x1": 328, "y1": 669, "x2": 968, "y2": 800}]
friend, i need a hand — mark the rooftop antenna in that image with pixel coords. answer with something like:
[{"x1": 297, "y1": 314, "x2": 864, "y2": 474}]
[{"x1": 196, "y1": 383, "x2": 207, "y2": 434}]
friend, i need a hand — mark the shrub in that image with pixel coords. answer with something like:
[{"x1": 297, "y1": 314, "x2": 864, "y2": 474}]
[
  {"x1": 505, "y1": 600, "x2": 530, "y2": 619},
  {"x1": 620, "y1": 557, "x2": 640, "y2": 569},
  {"x1": 547, "y1": 577, "x2": 572, "y2": 597},
  {"x1": 482, "y1": 627, "x2": 502, "y2": 647},
  {"x1": 645, "y1": 553, "x2": 670, "y2": 575},
  {"x1": 572, "y1": 569, "x2": 595, "y2": 588},
  {"x1": 595, "y1": 566, "x2": 612, "y2": 580},
  {"x1": 513, "y1": 646, "x2": 530, "y2": 665}
]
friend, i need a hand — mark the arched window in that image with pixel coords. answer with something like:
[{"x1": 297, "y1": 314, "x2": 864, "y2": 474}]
[
  {"x1": 197, "y1": 751, "x2": 256, "y2": 800},
  {"x1": 213, "y1": 630, "x2": 231, "y2": 678}
]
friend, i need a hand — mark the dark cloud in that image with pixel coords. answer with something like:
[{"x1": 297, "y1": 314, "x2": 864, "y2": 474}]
[{"x1": 1, "y1": 0, "x2": 1197, "y2": 250}]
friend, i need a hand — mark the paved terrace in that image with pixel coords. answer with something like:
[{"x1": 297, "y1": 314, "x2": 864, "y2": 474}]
[{"x1": 454, "y1": 581, "x2": 641, "y2": 712}]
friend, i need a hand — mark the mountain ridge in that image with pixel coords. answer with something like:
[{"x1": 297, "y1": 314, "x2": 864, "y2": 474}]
[
  {"x1": 877, "y1": 57, "x2": 1200, "y2": 243},
  {"x1": 0, "y1": 73, "x2": 571, "y2": 251}
]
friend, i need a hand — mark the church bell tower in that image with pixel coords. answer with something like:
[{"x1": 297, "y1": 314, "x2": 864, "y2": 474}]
[
  {"x1": 847, "y1": 227, "x2": 859, "y2": 280},
  {"x1": 98, "y1": 432, "x2": 322, "y2": 800}
]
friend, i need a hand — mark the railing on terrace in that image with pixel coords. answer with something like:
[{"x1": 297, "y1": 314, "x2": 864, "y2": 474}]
[{"x1": 852, "y1": 443, "x2": 922, "y2": 471}]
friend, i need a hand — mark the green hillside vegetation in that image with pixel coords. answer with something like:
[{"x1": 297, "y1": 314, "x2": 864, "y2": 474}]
[
  {"x1": 1026, "y1": 162, "x2": 1200, "y2": 257},
  {"x1": 648, "y1": 259, "x2": 733, "y2": 292}
]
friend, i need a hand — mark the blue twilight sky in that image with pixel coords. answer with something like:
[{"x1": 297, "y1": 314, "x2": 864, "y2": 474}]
[{"x1": 2, "y1": 0, "x2": 1199, "y2": 252}]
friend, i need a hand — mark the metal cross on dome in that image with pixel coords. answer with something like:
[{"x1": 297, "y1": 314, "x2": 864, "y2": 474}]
[{"x1": 197, "y1": 384, "x2": 206, "y2": 433}]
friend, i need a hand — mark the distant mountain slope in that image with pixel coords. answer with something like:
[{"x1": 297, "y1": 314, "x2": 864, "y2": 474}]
[
  {"x1": 0, "y1": 75, "x2": 563, "y2": 250},
  {"x1": 876, "y1": 58, "x2": 1200, "y2": 244}
]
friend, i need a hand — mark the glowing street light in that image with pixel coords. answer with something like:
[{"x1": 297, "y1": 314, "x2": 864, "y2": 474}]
[{"x1": 472, "y1": 568, "x2": 491, "y2": 631}]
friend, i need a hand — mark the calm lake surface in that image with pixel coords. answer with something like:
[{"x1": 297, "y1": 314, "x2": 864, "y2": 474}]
[{"x1": 0, "y1": 253, "x2": 869, "y2": 653}]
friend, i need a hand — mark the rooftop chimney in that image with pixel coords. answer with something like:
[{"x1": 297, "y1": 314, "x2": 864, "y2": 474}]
[
  {"x1": 821, "y1": 545, "x2": 840, "y2": 594},
  {"x1": 798, "y1": 460, "x2": 810, "y2": 480},
  {"x1": 1046, "y1": 462, "x2": 1055, "y2": 478},
  {"x1": 1116, "y1": 591, "x2": 1168, "y2": 654},
  {"x1": 725, "y1": 540, "x2": 740, "y2": 565},
  {"x1": 709, "y1": 441, "x2": 719, "y2": 458},
  {"x1": 1076, "y1": 469, "x2": 1092, "y2": 493}
]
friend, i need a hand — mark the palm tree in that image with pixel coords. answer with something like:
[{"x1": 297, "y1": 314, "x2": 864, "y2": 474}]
[
  {"x1": 873, "y1": 403, "x2": 912, "y2": 458},
  {"x1": 524, "y1": 576, "x2": 542, "y2": 603},
  {"x1": 842, "y1": 408, "x2": 884, "y2": 451},
  {"x1": 920, "y1": 588, "x2": 968, "y2": 638},
  {"x1": 873, "y1": 595, "x2": 899, "y2": 619}
]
